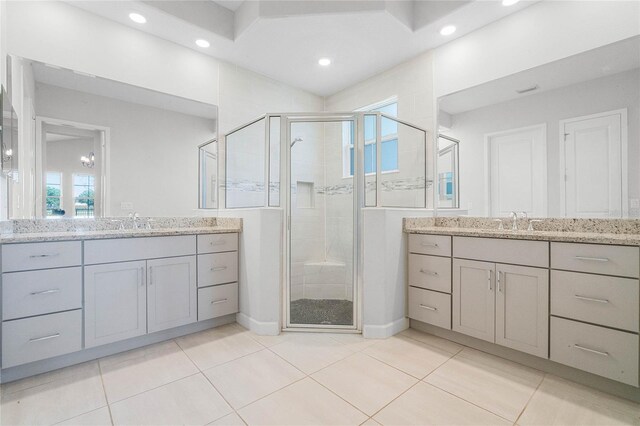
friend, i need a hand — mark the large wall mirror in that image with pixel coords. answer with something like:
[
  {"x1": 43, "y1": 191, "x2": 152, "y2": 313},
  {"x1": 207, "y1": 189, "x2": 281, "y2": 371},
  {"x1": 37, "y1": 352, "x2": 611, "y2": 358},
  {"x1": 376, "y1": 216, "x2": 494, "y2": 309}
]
[
  {"x1": 8, "y1": 56, "x2": 218, "y2": 219},
  {"x1": 437, "y1": 35, "x2": 640, "y2": 218}
]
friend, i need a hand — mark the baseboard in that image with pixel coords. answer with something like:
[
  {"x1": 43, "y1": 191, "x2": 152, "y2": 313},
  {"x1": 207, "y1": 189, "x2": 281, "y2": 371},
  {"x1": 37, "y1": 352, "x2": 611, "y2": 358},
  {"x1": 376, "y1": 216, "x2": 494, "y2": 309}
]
[
  {"x1": 410, "y1": 319, "x2": 640, "y2": 403},
  {"x1": 236, "y1": 312, "x2": 280, "y2": 336},
  {"x1": 0, "y1": 315, "x2": 236, "y2": 383},
  {"x1": 363, "y1": 317, "x2": 409, "y2": 339}
]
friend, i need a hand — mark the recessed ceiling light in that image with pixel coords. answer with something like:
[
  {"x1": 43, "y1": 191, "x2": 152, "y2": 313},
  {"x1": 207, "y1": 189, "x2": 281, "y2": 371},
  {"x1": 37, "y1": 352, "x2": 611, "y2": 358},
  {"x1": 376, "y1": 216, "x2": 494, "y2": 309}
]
[
  {"x1": 196, "y1": 39, "x2": 210, "y2": 48},
  {"x1": 502, "y1": 0, "x2": 520, "y2": 6},
  {"x1": 129, "y1": 13, "x2": 146, "y2": 24},
  {"x1": 318, "y1": 58, "x2": 331, "y2": 66},
  {"x1": 440, "y1": 25, "x2": 456, "y2": 36}
]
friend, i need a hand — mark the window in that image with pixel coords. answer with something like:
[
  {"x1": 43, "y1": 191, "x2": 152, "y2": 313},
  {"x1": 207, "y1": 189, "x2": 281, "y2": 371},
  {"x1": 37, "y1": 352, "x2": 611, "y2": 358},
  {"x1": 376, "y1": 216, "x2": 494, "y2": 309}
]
[
  {"x1": 45, "y1": 172, "x2": 63, "y2": 217},
  {"x1": 73, "y1": 174, "x2": 95, "y2": 217},
  {"x1": 345, "y1": 100, "x2": 399, "y2": 177}
]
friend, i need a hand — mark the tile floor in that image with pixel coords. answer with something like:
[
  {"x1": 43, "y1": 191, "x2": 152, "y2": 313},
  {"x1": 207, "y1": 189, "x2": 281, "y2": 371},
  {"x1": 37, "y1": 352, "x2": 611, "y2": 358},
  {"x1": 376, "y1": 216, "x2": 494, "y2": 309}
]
[{"x1": 1, "y1": 324, "x2": 639, "y2": 425}]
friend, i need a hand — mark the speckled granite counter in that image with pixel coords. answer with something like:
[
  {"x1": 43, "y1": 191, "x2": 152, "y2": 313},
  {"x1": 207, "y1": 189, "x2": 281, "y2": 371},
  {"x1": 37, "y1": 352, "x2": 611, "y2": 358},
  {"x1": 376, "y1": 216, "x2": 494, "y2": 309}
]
[
  {"x1": 403, "y1": 217, "x2": 640, "y2": 246},
  {"x1": 0, "y1": 217, "x2": 242, "y2": 243}
]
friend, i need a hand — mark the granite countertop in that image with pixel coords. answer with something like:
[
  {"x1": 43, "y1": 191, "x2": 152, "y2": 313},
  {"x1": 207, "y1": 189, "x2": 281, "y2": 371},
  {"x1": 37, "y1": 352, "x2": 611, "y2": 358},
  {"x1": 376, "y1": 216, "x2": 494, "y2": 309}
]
[
  {"x1": 0, "y1": 225, "x2": 242, "y2": 244},
  {"x1": 403, "y1": 217, "x2": 640, "y2": 247},
  {"x1": 0, "y1": 217, "x2": 242, "y2": 244}
]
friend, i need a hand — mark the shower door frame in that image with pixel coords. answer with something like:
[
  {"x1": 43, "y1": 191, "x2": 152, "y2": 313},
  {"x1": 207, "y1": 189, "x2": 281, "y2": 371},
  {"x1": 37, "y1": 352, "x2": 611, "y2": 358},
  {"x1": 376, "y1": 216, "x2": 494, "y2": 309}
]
[{"x1": 282, "y1": 113, "x2": 365, "y2": 332}]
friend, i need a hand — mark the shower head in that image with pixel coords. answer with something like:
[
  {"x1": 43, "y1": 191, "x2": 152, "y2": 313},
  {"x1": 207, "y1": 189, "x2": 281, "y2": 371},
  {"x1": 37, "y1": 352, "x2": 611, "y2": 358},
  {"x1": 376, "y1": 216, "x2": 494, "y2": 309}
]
[{"x1": 291, "y1": 137, "x2": 303, "y2": 147}]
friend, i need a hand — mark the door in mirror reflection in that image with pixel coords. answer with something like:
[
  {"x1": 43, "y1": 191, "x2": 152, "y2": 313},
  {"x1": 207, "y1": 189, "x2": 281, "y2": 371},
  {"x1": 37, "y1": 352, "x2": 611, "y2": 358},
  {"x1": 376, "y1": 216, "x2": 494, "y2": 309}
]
[
  {"x1": 39, "y1": 120, "x2": 104, "y2": 218},
  {"x1": 437, "y1": 135, "x2": 459, "y2": 209}
]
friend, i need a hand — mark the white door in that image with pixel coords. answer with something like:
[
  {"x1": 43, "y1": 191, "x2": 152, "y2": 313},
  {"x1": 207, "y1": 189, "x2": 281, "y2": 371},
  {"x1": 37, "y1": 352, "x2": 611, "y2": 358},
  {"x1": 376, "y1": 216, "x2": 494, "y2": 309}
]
[
  {"x1": 562, "y1": 111, "x2": 625, "y2": 218},
  {"x1": 147, "y1": 256, "x2": 197, "y2": 333},
  {"x1": 84, "y1": 261, "x2": 146, "y2": 348},
  {"x1": 495, "y1": 264, "x2": 548, "y2": 358},
  {"x1": 487, "y1": 125, "x2": 547, "y2": 217},
  {"x1": 453, "y1": 259, "x2": 495, "y2": 343}
]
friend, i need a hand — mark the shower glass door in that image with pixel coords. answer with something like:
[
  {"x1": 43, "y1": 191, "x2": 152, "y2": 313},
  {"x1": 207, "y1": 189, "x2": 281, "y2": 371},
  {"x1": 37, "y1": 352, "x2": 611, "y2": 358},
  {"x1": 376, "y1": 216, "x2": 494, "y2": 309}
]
[{"x1": 286, "y1": 116, "x2": 358, "y2": 329}]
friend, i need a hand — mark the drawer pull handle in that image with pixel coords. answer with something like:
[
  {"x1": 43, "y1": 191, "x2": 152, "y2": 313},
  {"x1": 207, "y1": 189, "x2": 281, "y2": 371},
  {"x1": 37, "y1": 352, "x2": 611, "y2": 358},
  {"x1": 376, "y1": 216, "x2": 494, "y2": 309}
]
[
  {"x1": 573, "y1": 344, "x2": 609, "y2": 357},
  {"x1": 211, "y1": 266, "x2": 228, "y2": 272},
  {"x1": 419, "y1": 269, "x2": 438, "y2": 276},
  {"x1": 209, "y1": 240, "x2": 226, "y2": 246},
  {"x1": 574, "y1": 256, "x2": 609, "y2": 262},
  {"x1": 29, "y1": 333, "x2": 61, "y2": 342},
  {"x1": 421, "y1": 243, "x2": 439, "y2": 248},
  {"x1": 419, "y1": 304, "x2": 437, "y2": 311},
  {"x1": 30, "y1": 289, "x2": 60, "y2": 296},
  {"x1": 211, "y1": 298, "x2": 228, "y2": 305},
  {"x1": 574, "y1": 294, "x2": 609, "y2": 304},
  {"x1": 29, "y1": 253, "x2": 60, "y2": 258}
]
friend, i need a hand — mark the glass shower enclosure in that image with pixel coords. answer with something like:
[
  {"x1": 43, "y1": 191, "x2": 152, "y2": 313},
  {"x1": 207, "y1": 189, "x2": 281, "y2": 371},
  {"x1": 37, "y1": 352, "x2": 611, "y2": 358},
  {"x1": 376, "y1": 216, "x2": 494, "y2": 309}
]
[{"x1": 222, "y1": 112, "x2": 428, "y2": 331}]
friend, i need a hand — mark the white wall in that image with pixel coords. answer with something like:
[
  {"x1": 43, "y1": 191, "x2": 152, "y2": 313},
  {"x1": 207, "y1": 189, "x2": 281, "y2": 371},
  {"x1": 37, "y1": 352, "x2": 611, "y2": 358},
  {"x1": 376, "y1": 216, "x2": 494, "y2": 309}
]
[
  {"x1": 446, "y1": 69, "x2": 640, "y2": 217},
  {"x1": 434, "y1": 1, "x2": 640, "y2": 97}
]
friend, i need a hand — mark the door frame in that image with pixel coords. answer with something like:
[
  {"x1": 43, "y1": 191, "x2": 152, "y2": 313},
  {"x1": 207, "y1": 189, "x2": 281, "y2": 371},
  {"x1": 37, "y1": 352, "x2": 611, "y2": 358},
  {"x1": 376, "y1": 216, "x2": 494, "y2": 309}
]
[
  {"x1": 483, "y1": 123, "x2": 547, "y2": 217},
  {"x1": 281, "y1": 113, "x2": 363, "y2": 332},
  {"x1": 35, "y1": 116, "x2": 110, "y2": 218},
  {"x1": 559, "y1": 108, "x2": 628, "y2": 217}
]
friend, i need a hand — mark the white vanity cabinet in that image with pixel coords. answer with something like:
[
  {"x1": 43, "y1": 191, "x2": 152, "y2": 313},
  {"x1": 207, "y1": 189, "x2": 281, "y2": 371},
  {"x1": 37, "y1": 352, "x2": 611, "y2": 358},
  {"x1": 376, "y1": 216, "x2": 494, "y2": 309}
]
[
  {"x1": 1, "y1": 231, "x2": 239, "y2": 374},
  {"x1": 84, "y1": 261, "x2": 147, "y2": 348},
  {"x1": 452, "y1": 238, "x2": 549, "y2": 358}
]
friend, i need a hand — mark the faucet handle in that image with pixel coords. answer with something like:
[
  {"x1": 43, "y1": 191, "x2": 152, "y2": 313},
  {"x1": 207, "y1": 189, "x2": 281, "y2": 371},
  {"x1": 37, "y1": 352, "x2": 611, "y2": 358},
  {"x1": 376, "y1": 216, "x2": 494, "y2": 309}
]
[
  {"x1": 527, "y1": 219, "x2": 543, "y2": 231},
  {"x1": 492, "y1": 219, "x2": 504, "y2": 230},
  {"x1": 111, "y1": 219, "x2": 125, "y2": 231}
]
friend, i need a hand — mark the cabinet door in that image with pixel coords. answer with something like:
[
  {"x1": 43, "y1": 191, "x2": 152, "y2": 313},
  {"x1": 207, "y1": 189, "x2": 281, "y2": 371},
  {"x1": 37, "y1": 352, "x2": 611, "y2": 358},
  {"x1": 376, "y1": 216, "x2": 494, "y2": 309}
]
[
  {"x1": 453, "y1": 259, "x2": 495, "y2": 342},
  {"x1": 147, "y1": 256, "x2": 197, "y2": 333},
  {"x1": 84, "y1": 261, "x2": 146, "y2": 348},
  {"x1": 495, "y1": 264, "x2": 548, "y2": 358}
]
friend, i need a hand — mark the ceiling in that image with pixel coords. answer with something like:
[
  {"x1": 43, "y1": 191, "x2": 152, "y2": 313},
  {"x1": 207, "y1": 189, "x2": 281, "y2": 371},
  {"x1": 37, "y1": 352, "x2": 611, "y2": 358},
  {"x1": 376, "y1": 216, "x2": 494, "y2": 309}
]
[
  {"x1": 439, "y1": 35, "x2": 640, "y2": 115},
  {"x1": 66, "y1": 0, "x2": 536, "y2": 97}
]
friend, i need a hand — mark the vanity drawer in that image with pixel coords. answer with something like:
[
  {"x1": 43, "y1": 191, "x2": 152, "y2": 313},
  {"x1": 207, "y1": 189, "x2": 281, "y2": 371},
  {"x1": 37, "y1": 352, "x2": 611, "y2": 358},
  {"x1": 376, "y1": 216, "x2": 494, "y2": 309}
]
[
  {"x1": 408, "y1": 254, "x2": 452, "y2": 293},
  {"x1": 2, "y1": 267, "x2": 82, "y2": 321},
  {"x1": 551, "y1": 243, "x2": 639, "y2": 278},
  {"x1": 198, "y1": 283, "x2": 238, "y2": 321},
  {"x1": 550, "y1": 317, "x2": 638, "y2": 387},
  {"x1": 2, "y1": 310, "x2": 82, "y2": 368},
  {"x1": 551, "y1": 270, "x2": 639, "y2": 332},
  {"x1": 197, "y1": 252, "x2": 238, "y2": 287},
  {"x1": 408, "y1": 234, "x2": 451, "y2": 257},
  {"x1": 2, "y1": 241, "x2": 82, "y2": 272},
  {"x1": 84, "y1": 235, "x2": 196, "y2": 265},
  {"x1": 197, "y1": 233, "x2": 238, "y2": 254},
  {"x1": 453, "y1": 237, "x2": 548, "y2": 268},
  {"x1": 408, "y1": 287, "x2": 451, "y2": 330}
]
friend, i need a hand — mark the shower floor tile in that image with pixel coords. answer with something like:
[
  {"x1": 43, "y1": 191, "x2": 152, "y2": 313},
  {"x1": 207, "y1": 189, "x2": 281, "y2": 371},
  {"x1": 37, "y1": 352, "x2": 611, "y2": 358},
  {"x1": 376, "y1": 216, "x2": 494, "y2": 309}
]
[{"x1": 289, "y1": 298, "x2": 353, "y2": 325}]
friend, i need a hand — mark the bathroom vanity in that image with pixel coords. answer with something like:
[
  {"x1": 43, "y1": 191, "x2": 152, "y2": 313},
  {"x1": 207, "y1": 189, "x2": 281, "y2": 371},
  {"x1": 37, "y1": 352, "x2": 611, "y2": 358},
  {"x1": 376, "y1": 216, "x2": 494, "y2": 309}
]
[
  {"x1": 0, "y1": 218, "x2": 241, "y2": 382},
  {"x1": 405, "y1": 218, "x2": 640, "y2": 389}
]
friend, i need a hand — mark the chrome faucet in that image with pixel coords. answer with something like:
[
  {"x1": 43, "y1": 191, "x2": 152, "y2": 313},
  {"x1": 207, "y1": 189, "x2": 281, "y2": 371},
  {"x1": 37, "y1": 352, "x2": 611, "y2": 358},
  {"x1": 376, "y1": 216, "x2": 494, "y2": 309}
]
[
  {"x1": 510, "y1": 211, "x2": 518, "y2": 231},
  {"x1": 128, "y1": 212, "x2": 141, "y2": 229}
]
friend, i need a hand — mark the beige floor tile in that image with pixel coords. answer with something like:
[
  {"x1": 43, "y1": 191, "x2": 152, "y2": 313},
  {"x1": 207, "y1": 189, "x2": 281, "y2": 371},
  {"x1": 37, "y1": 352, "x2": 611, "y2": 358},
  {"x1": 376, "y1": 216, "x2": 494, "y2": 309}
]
[
  {"x1": 269, "y1": 334, "x2": 354, "y2": 374},
  {"x1": 208, "y1": 412, "x2": 247, "y2": 426},
  {"x1": 326, "y1": 333, "x2": 380, "y2": 352},
  {"x1": 312, "y1": 353, "x2": 417, "y2": 415},
  {"x1": 176, "y1": 325, "x2": 264, "y2": 370},
  {"x1": 363, "y1": 336, "x2": 453, "y2": 379},
  {"x1": 0, "y1": 362, "x2": 107, "y2": 426},
  {"x1": 518, "y1": 375, "x2": 640, "y2": 425},
  {"x1": 203, "y1": 349, "x2": 305, "y2": 409},
  {"x1": 238, "y1": 378, "x2": 368, "y2": 425},
  {"x1": 247, "y1": 332, "x2": 295, "y2": 348},
  {"x1": 360, "y1": 419, "x2": 381, "y2": 425},
  {"x1": 100, "y1": 340, "x2": 199, "y2": 403},
  {"x1": 400, "y1": 328, "x2": 464, "y2": 354},
  {"x1": 425, "y1": 348, "x2": 544, "y2": 422},
  {"x1": 374, "y1": 382, "x2": 511, "y2": 425},
  {"x1": 110, "y1": 373, "x2": 231, "y2": 425},
  {"x1": 1, "y1": 361, "x2": 98, "y2": 395},
  {"x1": 56, "y1": 407, "x2": 113, "y2": 425}
]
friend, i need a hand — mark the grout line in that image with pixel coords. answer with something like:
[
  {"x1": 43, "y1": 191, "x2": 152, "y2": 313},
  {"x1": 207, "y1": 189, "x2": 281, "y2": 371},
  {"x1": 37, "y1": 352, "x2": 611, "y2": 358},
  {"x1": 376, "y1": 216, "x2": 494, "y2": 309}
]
[
  {"x1": 96, "y1": 361, "x2": 115, "y2": 426},
  {"x1": 107, "y1": 371, "x2": 202, "y2": 407},
  {"x1": 367, "y1": 379, "x2": 423, "y2": 420},
  {"x1": 513, "y1": 372, "x2": 546, "y2": 425},
  {"x1": 307, "y1": 375, "x2": 371, "y2": 419}
]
